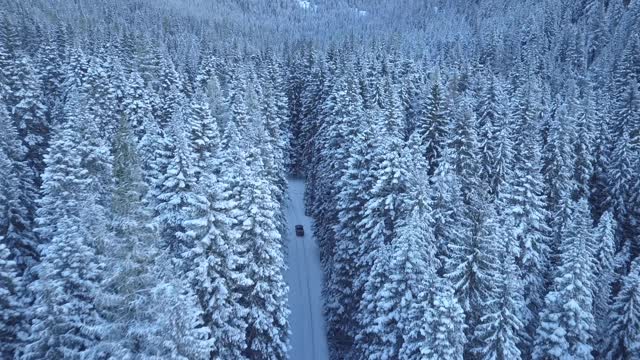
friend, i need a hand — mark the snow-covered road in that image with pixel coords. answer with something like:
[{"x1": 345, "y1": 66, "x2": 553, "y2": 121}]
[{"x1": 285, "y1": 178, "x2": 330, "y2": 360}]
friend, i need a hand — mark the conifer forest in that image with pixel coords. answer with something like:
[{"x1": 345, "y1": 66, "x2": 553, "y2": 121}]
[{"x1": 1, "y1": 0, "x2": 640, "y2": 359}]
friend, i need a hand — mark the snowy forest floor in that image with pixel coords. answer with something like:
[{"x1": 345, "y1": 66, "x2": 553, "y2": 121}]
[{"x1": 285, "y1": 178, "x2": 330, "y2": 360}]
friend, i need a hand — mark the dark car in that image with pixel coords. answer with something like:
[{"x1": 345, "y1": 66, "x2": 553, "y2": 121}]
[{"x1": 295, "y1": 225, "x2": 304, "y2": 237}]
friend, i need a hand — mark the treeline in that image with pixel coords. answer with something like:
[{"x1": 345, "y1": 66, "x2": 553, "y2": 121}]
[
  {"x1": 289, "y1": 2, "x2": 640, "y2": 360},
  {"x1": 0, "y1": 7, "x2": 293, "y2": 359}
]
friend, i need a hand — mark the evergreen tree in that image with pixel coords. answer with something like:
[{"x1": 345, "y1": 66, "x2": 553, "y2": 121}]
[
  {"x1": 445, "y1": 193, "x2": 501, "y2": 355},
  {"x1": 500, "y1": 108, "x2": 551, "y2": 347},
  {"x1": 542, "y1": 98, "x2": 577, "y2": 260},
  {"x1": 591, "y1": 211, "x2": 616, "y2": 356},
  {"x1": 400, "y1": 278, "x2": 466, "y2": 360},
  {"x1": 533, "y1": 199, "x2": 596, "y2": 360},
  {"x1": 430, "y1": 147, "x2": 469, "y2": 268},
  {"x1": 420, "y1": 80, "x2": 449, "y2": 175},
  {"x1": 473, "y1": 225, "x2": 525, "y2": 360},
  {"x1": 475, "y1": 74, "x2": 509, "y2": 198},
  {"x1": 122, "y1": 72, "x2": 155, "y2": 142},
  {"x1": 605, "y1": 259, "x2": 640, "y2": 360},
  {"x1": 154, "y1": 110, "x2": 209, "y2": 257},
  {"x1": 92, "y1": 115, "x2": 166, "y2": 358},
  {"x1": 24, "y1": 92, "x2": 113, "y2": 358},
  {"x1": 237, "y1": 151, "x2": 290, "y2": 359},
  {"x1": 186, "y1": 176, "x2": 250, "y2": 359},
  {"x1": 448, "y1": 96, "x2": 482, "y2": 204},
  {"x1": 186, "y1": 92, "x2": 221, "y2": 182},
  {"x1": 10, "y1": 56, "x2": 48, "y2": 180},
  {"x1": 355, "y1": 204, "x2": 438, "y2": 359},
  {"x1": 0, "y1": 97, "x2": 38, "y2": 272},
  {"x1": 149, "y1": 251, "x2": 215, "y2": 360},
  {"x1": 328, "y1": 127, "x2": 373, "y2": 353},
  {"x1": 0, "y1": 242, "x2": 26, "y2": 359},
  {"x1": 354, "y1": 134, "x2": 422, "y2": 309},
  {"x1": 589, "y1": 117, "x2": 612, "y2": 221}
]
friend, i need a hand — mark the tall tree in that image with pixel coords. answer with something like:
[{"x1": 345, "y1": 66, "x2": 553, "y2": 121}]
[
  {"x1": 355, "y1": 203, "x2": 438, "y2": 359},
  {"x1": 23, "y1": 91, "x2": 113, "y2": 360},
  {"x1": 400, "y1": 278, "x2": 466, "y2": 360},
  {"x1": 0, "y1": 242, "x2": 26, "y2": 359},
  {"x1": 605, "y1": 259, "x2": 640, "y2": 360},
  {"x1": 591, "y1": 211, "x2": 617, "y2": 356},
  {"x1": 534, "y1": 199, "x2": 596, "y2": 360},
  {"x1": 419, "y1": 79, "x2": 449, "y2": 175},
  {"x1": 473, "y1": 223, "x2": 526, "y2": 360}
]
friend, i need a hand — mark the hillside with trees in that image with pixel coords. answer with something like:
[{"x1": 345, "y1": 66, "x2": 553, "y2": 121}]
[{"x1": 1, "y1": 0, "x2": 639, "y2": 359}]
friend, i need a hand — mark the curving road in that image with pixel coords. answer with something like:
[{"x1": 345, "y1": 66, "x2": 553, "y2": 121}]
[{"x1": 285, "y1": 178, "x2": 329, "y2": 360}]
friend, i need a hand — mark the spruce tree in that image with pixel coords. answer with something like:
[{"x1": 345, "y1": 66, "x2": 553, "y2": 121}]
[
  {"x1": 24, "y1": 92, "x2": 113, "y2": 358},
  {"x1": 475, "y1": 74, "x2": 509, "y2": 198},
  {"x1": 533, "y1": 199, "x2": 596, "y2": 360},
  {"x1": 420, "y1": 80, "x2": 449, "y2": 175},
  {"x1": 605, "y1": 259, "x2": 640, "y2": 360},
  {"x1": 591, "y1": 211, "x2": 616, "y2": 356},
  {"x1": 0, "y1": 97, "x2": 38, "y2": 272},
  {"x1": 400, "y1": 278, "x2": 466, "y2": 360},
  {"x1": 473, "y1": 225, "x2": 526, "y2": 360},
  {"x1": 430, "y1": 147, "x2": 469, "y2": 268},
  {"x1": 236, "y1": 151, "x2": 290, "y2": 359},
  {"x1": 0, "y1": 242, "x2": 26, "y2": 359},
  {"x1": 355, "y1": 205, "x2": 438, "y2": 359},
  {"x1": 328, "y1": 127, "x2": 373, "y2": 353},
  {"x1": 500, "y1": 111, "x2": 551, "y2": 347},
  {"x1": 154, "y1": 110, "x2": 209, "y2": 257}
]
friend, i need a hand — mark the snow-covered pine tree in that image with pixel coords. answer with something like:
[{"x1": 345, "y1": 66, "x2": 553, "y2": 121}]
[
  {"x1": 83, "y1": 56, "x2": 123, "y2": 142},
  {"x1": 542, "y1": 97, "x2": 578, "y2": 262},
  {"x1": 122, "y1": 71, "x2": 155, "y2": 142},
  {"x1": 472, "y1": 221, "x2": 526, "y2": 360},
  {"x1": 400, "y1": 277, "x2": 466, "y2": 360},
  {"x1": 0, "y1": 241, "x2": 26, "y2": 359},
  {"x1": 155, "y1": 56, "x2": 185, "y2": 128},
  {"x1": 23, "y1": 90, "x2": 113, "y2": 359},
  {"x1": 589, "y1": 116, "x2": 612, "y2": 221},
  {"x1": 445, "y1": 191, "x2": 501, "y2": 356},
  {"x1": 430, "y1": 147, "x2": 470, "y2": 268},
  {"x1": 312, "y1": 72, "x2": 365, "y2": 277},
  {"x1": 355, "y1": 201, "x2": 438, "y2": 360},
  {"x1": 591, "y1": 211, "x2": 616, "y2": 356},
  {"x1": 154, "y1": 108, "x2": 209, "y2": 257},
  {"x1": 91, "y1": 115, "x2": 163, "y2": 358},
  {"x1": 419, "y1": 79, "x2": 449, "y2": 175},
  {"x1": 608, "y1": 130, "x2": 639, "y2": 255},
  {"x1": 10, "y1": 56, "x2": 49, "y2": 181},
  {"x1": 572, "y1": 84, "x2": 596, "y2": 202},
  {"x1": 235, "y1": 150, "x2": 290, "y2": 359},
  {"x1": 328, "y1": 124, "x2": 374, "y2": 355},
  {"x1": 605, "y1": 258, "x2": 640, "y2": 360},
  {"x1": 499, "y1": 105, "x2": 551, "y2": 348},
  {"x1": 448, "y1": 95, "x2": 482, "y2": 205},
  {"x1": 149, "y1": 250, "x2": 215, "y2": 360},
  {"x1": 0, "y1": 96, "x2": 38, "y2": 273},
  {"x1": 186, "y1": 91, "x2": 221, "y2": 182},
  {"x1": 607, "y1": 34, "x2": 640, "y2": 259},
  {"x1": 533, "y1": 199, "x2": 596, "y2": 360},
  {"x1": 383, "y1": 81, "x2": 406, "y2": 140},
  {"x1": 354, "y1": 132, "x2": 422, "y2": 320},
  {"x1": 475, "y1": 73, "x2": 509, "y2": 198},
  {"x1": 186, "y1": 178, "x2": 249, "y2": 359}
]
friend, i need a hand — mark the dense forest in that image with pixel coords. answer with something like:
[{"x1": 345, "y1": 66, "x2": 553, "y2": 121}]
[{"x1": 1, "y1": 0, "x2": 639, "y2": 359}]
